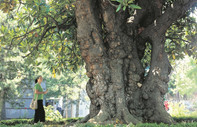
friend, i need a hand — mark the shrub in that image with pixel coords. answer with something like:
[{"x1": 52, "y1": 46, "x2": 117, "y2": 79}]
[
  {"x1": 0, "y1": 122, "x2": 43, "y2": 127},
  {"x1": 44, "y1": 105, "x2": 63, "y2": 121},
  {"x1": 173, "y1": 116, "x2": 197, "y2": 123},
  {"x1": 0, "y1": 117, "x2": 82, "y2": 126},
  {"x1": 0, "y1": 119, "x2": 33, "y2": 125},
  {"x1": 168, "y1": 102, "x2": 190, "y2": 117}
]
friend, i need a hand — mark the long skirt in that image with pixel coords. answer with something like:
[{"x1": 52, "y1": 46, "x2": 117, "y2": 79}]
[{"x1": 34, "y1": 100, "x2": 45, "y2": 123}]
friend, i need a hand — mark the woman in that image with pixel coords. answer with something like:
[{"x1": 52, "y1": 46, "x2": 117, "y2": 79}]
[{"x1": 34, "y1": 76, "x2": 48, "y2": 123}]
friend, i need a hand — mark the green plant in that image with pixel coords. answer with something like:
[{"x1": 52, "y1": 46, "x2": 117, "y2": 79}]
[
  {"x1": 168, "y1": 102, "x2": 190, "y2": 117},
  {"x1": 0, "y1": 119, "x2": 33, "y2": 125},
  {"x1": 44, "y1": 105, "x2": 62, "y2": 121},
  {"x1": 173, "y1": 116, "x2": 197, "y2": 123},
  {"x1": 76, "y1": 122, "x2": 96, "y2": 127},
  {"x1": 190, "y1": 110, "x2": 197, "y2": 118},
  {"x1": 0, "y1": 123, "x2": 43, "y2": 127},
  {"x1": 0, "y1": 117, "x2": 82, "y2": 126},
  {"x1": 111, "y1": 0, "x2": 141, "y2": 12}
]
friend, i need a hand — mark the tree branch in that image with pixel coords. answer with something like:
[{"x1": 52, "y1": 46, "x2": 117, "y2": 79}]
[
  {"x1": 9, "y1": 18, "x2": 36, "y2": 49},
  {"x1": 22, "y1": 19, "x2": 76, "y2": 58},
  {"x1": 22, "y1": 24, "x2": 51, "y2": 58},
  {"x1": 10, "y1": 24, "x2": 46, "y2": 48},
  {"x1": 107, "y1": 0, "x2": 118, "y2": 8},
  {"x1": 141, "y1": 0, "x2": 197, "y2": 42},
  {"x1": 46, "y1": 14, "x2": 60, "y2": 31}
]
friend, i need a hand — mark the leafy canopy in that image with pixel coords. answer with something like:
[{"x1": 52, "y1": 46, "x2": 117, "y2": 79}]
[{"x1": 0, "y1": 0, "x2": 197, "y2": 73}]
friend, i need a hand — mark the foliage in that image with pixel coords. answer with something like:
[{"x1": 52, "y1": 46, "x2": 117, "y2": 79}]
[
  {"x1": 141, "y1": 42, "x2": 152, "y2": 68},
  {"x1": 0, "y1": 119, "x2": 33, "y2": 126},
  {"x1": 0, "y1": 0, "x2": 82, "y2": 74},
  {"x1": 44, "y1": 66, "x2": 88, "y2": 101},
  {"x1": 0, "y1": 0, "x2": 196, "y2": 75},
  {"x1": 0, "y1": 117, "x2": 82, "y2": 126},
  {"x1": 169, "y1": 56, "x2": 197, "y2": 97},
  {"x1": 165, "y1": 14, "x2": 197, "y2": 62},
  {"x1": 168, "y1": 101, "x2": 197, "y2": 119},
  {"x1": 44, "y1": 105, "x2": 62, "y2": 121},
  {"x1": 0, "y1": 44, "x2": 37, "y2": 108},
  {"x1": 110, "y1": 0, "x2": 141, "y2": 12},
  {"x1": 168, "y1": 102, "x2": 190, "y2": 117},
  {"x1": 0, "y1": 122, "x2": 43, "y2": 127},
  {"x1": 173, "y1": 116, "x2": 197, "y2": 123},
  {"x1": 0, "y1": 4, "x2": 89, "y2": 115}
]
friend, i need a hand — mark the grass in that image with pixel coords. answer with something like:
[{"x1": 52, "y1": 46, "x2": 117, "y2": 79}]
[{"x1": 1, "y1": 117, "x2": 197, "y2": 127}]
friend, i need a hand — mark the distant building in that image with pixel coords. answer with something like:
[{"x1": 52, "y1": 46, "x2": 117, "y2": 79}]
[{"x1": 4, "y1": 81, "x2": 46, "y2": 119}]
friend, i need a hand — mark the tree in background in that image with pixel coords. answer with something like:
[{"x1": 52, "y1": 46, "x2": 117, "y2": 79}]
[
  {"x1": 0, "y1": 0, "x2": 197, "y2": 124},
  {"x1": 43, "y1": 66, "x2": 88, "y2": 118},
  {"x1": 0, "y1": 46, "x2": 37, "y2": 120},
  {"x1": 169, "y1": 56, "x2": 197, "y2": 99}
]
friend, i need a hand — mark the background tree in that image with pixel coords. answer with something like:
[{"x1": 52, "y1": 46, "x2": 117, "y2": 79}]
[
  {"x1": 169, "y1": 56, "x2": 197, "y2": 98},
  {"x1": 0, "y1": 46, "x2": 36, "y2": 120},
  {"x1": 43, "y1": 66, "x2": 88, "y2": 118},
  {"x1": 0, "y1": 0, "x2": 197, "y2": 124}
]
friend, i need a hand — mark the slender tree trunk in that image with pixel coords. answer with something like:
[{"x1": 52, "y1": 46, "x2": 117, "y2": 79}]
[
  {"x1": 63, "y1": 96, "x2": 68, "y2": 118},
  {"x1": 0, "y1": 90, "x2": 5, "y2": 120},
  {"x1": 71, "y1": 102, "x2": 73, "y2": 118},
  {"x1": 0, "y1": 90, "x2": 4, "y2": 120},
  {"x1": 75, "y1": 0, "x2": 196, "y2": 124},
  {"x1": 65, "y1": 105, "x2": 68, "y2": 118},
  {"x1": 75, "y1": 91, "x2": 81, "y2": 117}
]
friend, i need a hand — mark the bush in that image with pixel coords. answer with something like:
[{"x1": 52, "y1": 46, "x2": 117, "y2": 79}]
[
  {"x1": 173, "y1": 116, "x2": 197, "y2": 123},
  {"x1": 44, "y1": 105, "x2": 62, "y2": 121},
  {"x1": 0, "y1": 119, "x2": 33, "y2": 125},
  {"x1": 168, "y1": 102, "x2": 190, "y2": 117},
  {"x1": 0, "y1": 117, "x2": 82, "y2": 126},
  {"x1": 0, "y1": 122, "x2": 43, "y2": 127}
]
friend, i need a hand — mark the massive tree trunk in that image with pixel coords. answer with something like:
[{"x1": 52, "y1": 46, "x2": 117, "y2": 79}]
[{"x1": 75, "y1": 0, "x2": 196, "y2": 124}]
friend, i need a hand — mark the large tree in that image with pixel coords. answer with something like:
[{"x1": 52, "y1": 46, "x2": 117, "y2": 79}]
[
  {"x1": 75, "y1": 0, "x2": 196, "y2": 124},
  {"x1": 0, "y1": 0, "x2": 197, "y2": 124}
]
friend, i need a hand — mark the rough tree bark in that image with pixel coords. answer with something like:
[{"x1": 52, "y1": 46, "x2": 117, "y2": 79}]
[{"x1": 75, "y1": 0, "x2": 197, "y2": 124}]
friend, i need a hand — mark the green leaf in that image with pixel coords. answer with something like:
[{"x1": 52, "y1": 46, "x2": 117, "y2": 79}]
[
  {"x1": 123, "y1": 6, "x2": 126, "y2": 11},
  {"x1": 128, "y1": 0, "x2": 134, "y2": 4},
  {"x1": 1, "y1": 25, "x2": 5, "y2": 32},
  {"x1": 129, "y1": 4, "x2": 141, "y2": 9},
  {"x1": 116, "y1": 4, "x2": 122, "y2": 12}
]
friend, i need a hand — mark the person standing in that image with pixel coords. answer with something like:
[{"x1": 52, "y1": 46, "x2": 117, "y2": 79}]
[{"x1": 34, "y1": 76, "x2": 48, "y2": 123}]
